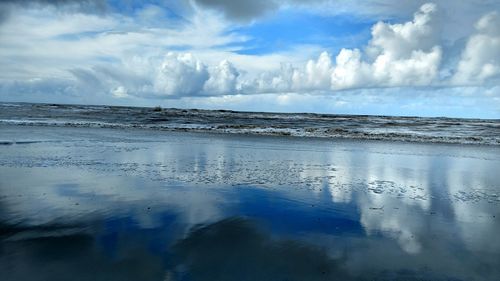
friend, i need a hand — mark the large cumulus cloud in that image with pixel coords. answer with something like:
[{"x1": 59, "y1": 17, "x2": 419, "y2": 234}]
[
  {"x1": 155, "y1": 53, "x2": 209, "y2": 96},
  {"x1": 453, "y1": 12, "x2": 500, "y2": 85},
  {"x1": 204, "y1": 60, "x2": 240, "y2": 94},
  {"x1": 60, "y1": 52, "x2": 241, "y2": 98},
  {"x1": 244, "y1": 4, "x2": 442, "y2": 93}
]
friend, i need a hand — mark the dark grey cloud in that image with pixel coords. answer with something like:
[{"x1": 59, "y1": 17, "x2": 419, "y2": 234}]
[
  {"x1": 190, "y1": 0, "x2": 500, "y2": 30},
  {"x1": 0, "y1": 5, "x2": 8, "y2": 24},
  {"x1": 192, "y1": 0, "x2": 278, "y2": 22},
  {"x1": 0, "y1": 0, "x2": 107, "y2": 24},
  {"x1": 0, "y1": 0, "x2": 107, "y2": 8},
  {"x1": 0, "y1": 0, "x2": 108, "y2": 18}
]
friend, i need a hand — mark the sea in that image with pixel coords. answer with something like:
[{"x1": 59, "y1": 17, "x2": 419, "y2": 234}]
[{"x1": 1, "y1": 102, "x2": 499, "y2": 145}]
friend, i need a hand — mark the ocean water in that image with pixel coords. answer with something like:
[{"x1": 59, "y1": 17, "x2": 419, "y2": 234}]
[
  {"x1": 0, "y1": 123, "x2": 499, "y2": 280},
  {"x1": 1, "y1": 102, "x2": 499, "y2": 145}
]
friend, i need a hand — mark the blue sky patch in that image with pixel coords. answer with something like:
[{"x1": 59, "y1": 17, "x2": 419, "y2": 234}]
[{"x1": 231, "y1": 10, "x2": 374, "y2": 55}]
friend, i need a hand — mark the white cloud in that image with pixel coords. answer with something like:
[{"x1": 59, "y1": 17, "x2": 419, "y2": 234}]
[
  {"x1": 329, "y1": 13, "x2": 443, "y2": 90},
  {"x1": 249, "y1": 3, "x2": 442, "y2": 92},
  {"x1": 0, "y1": 4, "x2": 246, "y2": 81},
  {"x1": 368, "y1": 3, "x2": 438, "y2": 59},
  {"x1": 300, "y1": 51, "x2": 333, "y2": 90},
  {"x1": 240, "y1": 51, "x2": 333, "y2": 93},
  {"x1": 111, "y1": 85, "x2": 129, "y2": 98},
  {"x1": 453, "y1": 12, "x2": 500, "y2": 85},
  {"x1": 366, "y1": 3, "x2": 442, "y2": 87},
  {"x1": 204, "y1": 60, "x2": 240, "y2": 94},
  {"x1": 371, "y1": 46, "x2": 442, "y2": 87},
  {"x1": 331, "y1": 49, "x2": 372, "y2": 90},
  {"x1": 60, "y1": 52, "x2": 243, "y2": 98},
  {"x1": 155, "y1": 53, "x2": 209, "y2": 96}
]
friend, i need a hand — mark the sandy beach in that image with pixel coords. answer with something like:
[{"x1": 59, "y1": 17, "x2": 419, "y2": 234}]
[{"x1": 1, "y1": 124, "x2": 499, "y2": 280}]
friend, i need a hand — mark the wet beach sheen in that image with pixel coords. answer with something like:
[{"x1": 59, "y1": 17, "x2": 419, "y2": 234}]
[{"x1": 0, "y1": 124, "x2": 499, "y2": 281}]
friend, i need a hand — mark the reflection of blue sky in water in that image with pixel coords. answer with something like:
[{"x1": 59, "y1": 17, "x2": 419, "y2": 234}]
[{"x1": 1, "y1": 126, "x2": 500, "y2": 280}]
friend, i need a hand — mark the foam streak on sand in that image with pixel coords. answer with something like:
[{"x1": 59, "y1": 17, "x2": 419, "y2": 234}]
[{"x1": 0, "y1": 103, "x2": 499, "y2": 145}]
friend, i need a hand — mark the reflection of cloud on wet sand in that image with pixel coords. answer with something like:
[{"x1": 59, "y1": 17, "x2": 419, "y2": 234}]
[
  {"x1": 0, "y1": 167, "x2": 227, "y2": 233},
  {"x1": 446, "y1": 161, "x2": 500, "y2": 254},
  {"x1": 358, "y1": 195, "x2": 425, "y2": 254},
  {"x1": 326, "y1": 149, "x2": 432, "y2": 255},
  {"x1": 170, "y1": 217, "x2": 350, "y2": 281}
]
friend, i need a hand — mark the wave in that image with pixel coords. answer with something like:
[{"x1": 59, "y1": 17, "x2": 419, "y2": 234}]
[{"x1": 1, "y1": 118, "x2": 498, "y2": 145}]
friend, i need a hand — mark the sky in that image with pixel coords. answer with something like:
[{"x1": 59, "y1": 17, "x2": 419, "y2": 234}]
[{"x1": 0, "y1": 0, "x2": 499, "y2": 118}]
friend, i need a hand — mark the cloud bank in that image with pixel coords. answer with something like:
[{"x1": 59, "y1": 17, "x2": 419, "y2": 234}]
[
  {"x1": 80, "y1": 3, "x2": 493, "y2": 98},
  {"x1": 0, "y1": 1, "x2": 499, "y2": 117}
]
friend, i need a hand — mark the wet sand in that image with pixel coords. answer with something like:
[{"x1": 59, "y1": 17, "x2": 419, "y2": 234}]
[{"x1": 1, "y1": 124, "x2": 499, "y2": 280}]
